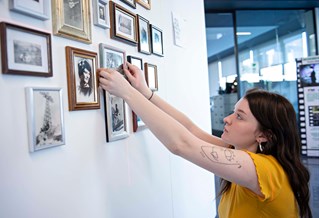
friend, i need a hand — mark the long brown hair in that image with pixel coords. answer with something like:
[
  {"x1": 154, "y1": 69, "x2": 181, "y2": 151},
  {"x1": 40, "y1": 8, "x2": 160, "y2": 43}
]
[{"x1": 219, "y1": 88, "x2": 312, "y2": 218}]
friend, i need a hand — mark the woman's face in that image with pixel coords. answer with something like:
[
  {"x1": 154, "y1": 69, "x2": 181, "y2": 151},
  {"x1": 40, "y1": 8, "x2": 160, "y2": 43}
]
[
  {"x1": 221, "y1": 98, "x2": 262, "y2": 152},
  {"x1": 83, "y1": 68, "x2": 91, "y2": 87}
]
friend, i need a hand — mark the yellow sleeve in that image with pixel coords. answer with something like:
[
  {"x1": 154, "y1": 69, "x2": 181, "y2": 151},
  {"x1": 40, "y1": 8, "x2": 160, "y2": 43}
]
[{"x1": 245, "y1": 151, "x2": 285, "y2": 202}]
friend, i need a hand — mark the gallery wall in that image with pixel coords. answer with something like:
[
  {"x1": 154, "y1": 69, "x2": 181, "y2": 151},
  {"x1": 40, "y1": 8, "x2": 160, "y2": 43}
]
[{"x1": 0, "y1": 0, "x2": 214, "y2": 218}]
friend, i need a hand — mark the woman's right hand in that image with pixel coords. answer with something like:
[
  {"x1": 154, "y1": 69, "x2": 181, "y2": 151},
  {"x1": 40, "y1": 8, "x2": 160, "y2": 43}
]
[{"x1": 124, "y1": 62, "x2": 152, "y2": 98}]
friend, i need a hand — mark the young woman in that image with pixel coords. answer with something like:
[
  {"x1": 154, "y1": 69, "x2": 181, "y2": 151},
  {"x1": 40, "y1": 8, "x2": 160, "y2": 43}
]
[{"x1": 98, "y1": 63, "x2": 312, "y2": 218}]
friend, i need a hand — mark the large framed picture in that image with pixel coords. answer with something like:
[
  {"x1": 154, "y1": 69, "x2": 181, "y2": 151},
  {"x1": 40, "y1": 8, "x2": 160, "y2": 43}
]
[
  {"x1": 99, "y1": 43, "x2": 129, "y2": 141},
  {"x1": 9, "y1": 0, "x2": 50, "y2": 20},
  {"x1": 144, "y1": 63, "x2": 158, "y2": 91},
  {"x1": 110, "y1": 1, "x2": 137, "y2": 45},
  {"x1": 0, "y1": 22, "x2": 52, "y2": 77},
  {"x1": 25, "y1": 87, "x2": 65, "y2": 152},
  {"x1": 136, "y1": 0, "x2": 151, "y2": 10},
  {"x1": 52, "y1": 0, "x2": 92, "y2": 43},
  {"x1": 65, "y1": 46, "x2": 100, "y2": 111},
  {"x1": 150, "y1": 24, "x2": 164, "y2": 57},
  {"x1": 92, "y1": 0, "x2": 110, "y2": 29},
  {"x1": 137, "y1": 15, "x2": 151, "y2": 55}
]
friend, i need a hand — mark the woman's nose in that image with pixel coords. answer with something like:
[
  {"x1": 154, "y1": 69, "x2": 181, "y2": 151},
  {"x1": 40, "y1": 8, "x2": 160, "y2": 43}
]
[{"x1": 223, "y1": 114, "x2": 232, "y2": 125}]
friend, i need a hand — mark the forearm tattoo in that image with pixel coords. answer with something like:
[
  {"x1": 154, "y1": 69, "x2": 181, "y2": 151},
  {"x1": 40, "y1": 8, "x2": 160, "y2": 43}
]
[{"x1": 200, "y1": 146, "x2": 242, "y2": 168}]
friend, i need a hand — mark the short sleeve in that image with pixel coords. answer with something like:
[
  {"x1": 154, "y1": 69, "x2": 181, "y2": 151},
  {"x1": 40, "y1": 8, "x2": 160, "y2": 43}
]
[{"x1": 244, "y1": 151, "x2": 284, "y2": 202}]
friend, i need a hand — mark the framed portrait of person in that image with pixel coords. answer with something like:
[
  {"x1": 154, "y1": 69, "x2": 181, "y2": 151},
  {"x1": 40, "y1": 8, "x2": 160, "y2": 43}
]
[
  {"x1": 0, "y1": 22, "x2": 52, "y2": 77},
  {"x1": 144, "y1": 62, "x2": 158, "y2": 91},
  {"x1": 137, "y1": 15, "x2": 151, "y2": 55},
  {"x1": 99, "y1": 43, "x2": 129, "y2": 142},
  {"x1": 150, "y1": 24, "x2": 164, "y2": 57},
  {"x1": 92, "y1": 0, "x2": 110, "y2": 29},
  {"x1": 65, "y1": 46, "x2": 100, "y2": 111},
  {"x1": 136, "y1": 0, "x2": 151, "y2": 10},
  {"x1": 109, "y1": 1, "x2": 137, "y2": 45},
  {"x1": 52, "y1": 0, "x2": 92, "y2": 43},
  {"x1": 25, "y1": 87, "x2": 65, "y2": 152},
  {"x1": 9, "y1": 0, "x2": 50, "y2": 20}
]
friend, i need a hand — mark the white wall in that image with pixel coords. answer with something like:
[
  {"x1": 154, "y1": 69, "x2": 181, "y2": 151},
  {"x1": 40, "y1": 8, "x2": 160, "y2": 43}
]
[{"x1": 0, "y1": 1, "x2": 215, "y2": 218}]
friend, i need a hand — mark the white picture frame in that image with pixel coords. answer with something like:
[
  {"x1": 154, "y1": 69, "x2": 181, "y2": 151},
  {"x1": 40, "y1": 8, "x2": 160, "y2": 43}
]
[
  {"x1": 92, "y1": 0, "x2": 110, "y2": 29},
  {"x1": 9, "y1": 0, "x2": 50, "y2": 20},
  {"x1": 25, "y1": 87, "x2": 65, "y2": 152}
]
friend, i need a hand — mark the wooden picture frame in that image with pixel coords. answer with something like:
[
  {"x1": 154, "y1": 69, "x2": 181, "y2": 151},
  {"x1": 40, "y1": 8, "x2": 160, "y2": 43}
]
[
  {"x1": 137, "y1": 15, "x2": 151, "y2": 54},
  {"x1": 99, "y1": 43, "x2": 129, "y2": 141},
  {"x1": 9, "y1": 0, "x2": 50, "y2": 20},
  {"x1": 136, "y1": 0, "x2": 151, "y2": 10},
  {"x1": 120, "y1": 0, "x2": 136, "y2": 9},
  {"x1": 93, "y1": 0, "x2": 110, "y2": 29},
  {"x1": 144, "y1": 63, "x2": 158, "y2": 91},
  {"x1": 150, "y1": 24, "x2": 164, "y2": 57},
  {"x1": 110, "y1": 1, "x2": 137, "y2": 45},
  {"x1": 52, "y1": 0, "x2": 92, "y2": 43},
  {"x1": 65, "y1": 46, "x2": 100, "y2": 111},
  {"x1": 25, "y1": 87, "x2": 65, "y2": 152},
  {"x1": 0, "y1": 22, "x2": 52, "y2": 77}
]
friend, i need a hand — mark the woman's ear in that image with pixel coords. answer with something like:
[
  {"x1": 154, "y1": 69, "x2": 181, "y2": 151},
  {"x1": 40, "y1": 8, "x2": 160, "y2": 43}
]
[{"x1": 257, "y1": 132, "x2": 268, "y2": 143}]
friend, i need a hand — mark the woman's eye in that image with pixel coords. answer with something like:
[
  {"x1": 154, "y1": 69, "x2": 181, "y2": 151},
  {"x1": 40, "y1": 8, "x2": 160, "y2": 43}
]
[{"x1": 236, "y1": 114, "x2": 242, "y2": 120}]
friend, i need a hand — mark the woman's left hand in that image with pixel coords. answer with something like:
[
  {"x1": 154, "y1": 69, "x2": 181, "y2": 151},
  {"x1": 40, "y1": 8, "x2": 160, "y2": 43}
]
[{"x1": 98, "y1": 68, "x2": 132, "y2": 99}]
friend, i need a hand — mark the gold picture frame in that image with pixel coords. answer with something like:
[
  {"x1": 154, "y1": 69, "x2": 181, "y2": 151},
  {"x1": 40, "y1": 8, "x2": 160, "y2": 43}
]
[
  {"x1": 136, "y1": 0, "x2": 151, "y2": 10},
  {"x1": 52, "y1": 0, "x2": 92, "y2": 43}
]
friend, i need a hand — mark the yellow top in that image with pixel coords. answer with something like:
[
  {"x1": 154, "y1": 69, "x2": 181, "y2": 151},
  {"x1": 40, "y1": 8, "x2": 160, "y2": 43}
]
[{"x1": 218, "y1": 151, "x2": 298, "y2": 218}]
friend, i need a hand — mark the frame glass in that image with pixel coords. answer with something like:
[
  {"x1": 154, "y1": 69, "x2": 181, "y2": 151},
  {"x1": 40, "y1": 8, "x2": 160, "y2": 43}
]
[
  {"x1": 0, "y1": 22, "x2": 52, "y2": 77},
  {"x1": 99, "y1": 43, "x2": 129, "y2": 141},
  {"x1": 65, "y1": 46, "x2": 100, "y2": 111},
  {"x1": 110, "y1": 1, "x2": 137, "y2": 45},
  {"x1": 137, "y1": 15, "x2": 151, "y2": 54},
  {"x1": 25, "y1": 87, "x2": 65, "y2": 152},
  {"x1": 136, "y1": 0, "x2": 151, "y2": 10},
  {"x1": 150, "y1": 24, "x2": 164, "y2": 56},
  {"x1": 93, "y1": 0, "x2": 110, "y2": 29},
  {"x1": 9, "y1": 0, "x2": 50, "y2": 20},
  {"x1": 144, "y1": 62, "x2": 158, "y2": 91},
  {"x1": 52, "y1": 0, "x2": 92, "y2": 43}
]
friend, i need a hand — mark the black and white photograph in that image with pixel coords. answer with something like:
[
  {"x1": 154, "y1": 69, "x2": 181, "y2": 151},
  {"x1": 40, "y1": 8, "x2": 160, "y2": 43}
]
[
  {"x1": 9, "y1": 0, "x2": 49, "y2": 20},
  {"x1": 63, "y1": 0, "x2": 83, "y2": 29},
  {"x1": 99, "y1": 43, "x2": 126, "y2": 74},
  {"x1": 74, "y1": 58, "x2": 94, "y2": 102},
  {"x1": 137, "y1": 15, "x2": 151, "y2": 54},
  {"x1": 110, "y1": 2, "x2": 137, "y2": 44},
  {"x1": 25, "y1": 87, "x2": 65, "y2": 152},
  {"x1": 93, "y1": 0, "x2": 110, "y2": 29},
  {"x1": 0, "y1": 22, "x2": 52, "y2": 77},
  {"x1": 150, "y1": 24, "x2": 164, "y2": 56}
]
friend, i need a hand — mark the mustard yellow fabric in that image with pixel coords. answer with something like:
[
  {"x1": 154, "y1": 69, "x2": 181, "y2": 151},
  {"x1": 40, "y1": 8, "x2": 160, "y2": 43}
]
[{"x1": 218, "y1": 151, "x2": 298, "y2": 218}]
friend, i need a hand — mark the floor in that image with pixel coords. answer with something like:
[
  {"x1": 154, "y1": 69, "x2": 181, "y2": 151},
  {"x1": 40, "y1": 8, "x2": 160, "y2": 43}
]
[{"x1": 214, "y1": 156, "x2": 319, "y2": 217}]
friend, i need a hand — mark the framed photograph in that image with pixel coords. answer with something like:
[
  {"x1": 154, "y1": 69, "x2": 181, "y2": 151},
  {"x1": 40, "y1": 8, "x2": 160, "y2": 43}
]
[
  {"x1": 110, "y1": 1, "x2": 137, "y2": 45},
  {"x1": 150, "y1": 25, "x2": 164, "y2": 57},
  {"x1": 65, "y1": 46, "x2": 100, "y2": 111},
  {"x1": 127, "y1": 55, "x2": 143, "y2": 70},
  {"x1": 144, "y1": 63, "x2": 158, "y2": 91},
  {"x1": 9, "y1": 0, "x2": 50, "y2": 20},
  {"x1": 99, "y1": 43, "x2": 129, "y2": 141},
  {"x1": 0, "y1": 22, "x2": 52, "y2": 77},
  {"x1": 132, "y1": 112, "x2": 146, "y2": 132},
  {"x1": 137, "y1": 15, "x2": 151, "y2": 54},
  {"x1": 136, "y1": 0, "x2": 151, "y2": 10},
  {"x1": 93, "y1": 0, "x2": 110, "y2": 29},
  {"x1": 120, "y1": 0, "x2": 136, "y2": 9},
  {"x1": 25, "y1": 87, "x2": 65, "y2": 152},
  {"x1": 52, "y1": 0, "x2": 91, "y2": 43}
]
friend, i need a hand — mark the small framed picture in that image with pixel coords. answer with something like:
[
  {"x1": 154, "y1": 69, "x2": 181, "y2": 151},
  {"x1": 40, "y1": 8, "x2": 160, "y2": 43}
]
[
  {"x1": 9, "y1": 0, "x2": 50, "y2": 20},
  {"x1": 99, "y1": 43, "x2": 126, "y2": 73},
  {"x1": 110, "y1": 1, "x2": 137, "y2": 45},
  {"x1": 120, "y1": 0, "x2": 136, "y2": 9},
  {"x1": 144, "y1": 63, "x2": 158, "y2": 91},
  {"x1": 136, "y1": 0, "x2": 151, "y2": 10},
  {"x1": 137, "y1": 15, "x2": 151, "y2": 55},
  {"x1": 25, "y1": 87, "x2": 65, "y2": 152},
  {"x1": 0, "y1": 22, "x2": 52, "y2": 77},
  {"x1": 150, "y1": 25, "x2": 164, "y2": 57},
  {"x1": 132, "y1": 113, "x2": 146, "y2": 132},
  {"x1": 127, "y1": 55, "x2": 143, "y2": 70},
  {"x1": 52, "y1": 0, "x2": 91, "y2": 43},
  {"x1": 93, "y1": 0, "x2": 110, "y2": 29},
  {"x1": 65, "y1": 46, "x2": 100, "y2": 111}
]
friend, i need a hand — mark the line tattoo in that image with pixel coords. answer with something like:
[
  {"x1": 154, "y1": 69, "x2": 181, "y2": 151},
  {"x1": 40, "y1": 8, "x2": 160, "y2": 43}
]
[{"x1": 201, "y1": 146, "x2": 242, "y2": 168}]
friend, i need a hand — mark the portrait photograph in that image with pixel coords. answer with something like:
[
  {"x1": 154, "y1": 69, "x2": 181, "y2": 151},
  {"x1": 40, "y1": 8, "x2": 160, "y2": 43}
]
[
  {"x1": 0, "y1": 22, "x2": 52, "y2": 77},
  {"x1": 93, "y1": 0, "x2": 110, "y2": 29},
  {"x1": 110, "y1": 1, "x2": 137, "y2": 44},
  {"x1": 65, "y1": 46, "x2": 100, "y2": 111},
  {"x1": 52, "y1": 0, "x2": 91, "y2": 43},
  {"x1": 25, "y1": 87, "x2": 65, "y2": 152},
  {"x1": 137, "y1": 15, "x2": 151, "y2": 54},
  {"x1": 9, "y1": 0, "x2": 50, "y2": 20},
  {"x1": 150, "y1": 25, "x2": 164, "y2": 56}
]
